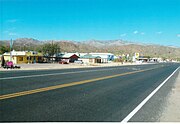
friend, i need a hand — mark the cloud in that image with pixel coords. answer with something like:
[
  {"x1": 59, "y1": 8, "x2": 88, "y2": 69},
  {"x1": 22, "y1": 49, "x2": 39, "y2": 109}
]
[
  {"x1": 3, "y1": 27, "x2": 17, "y2": 35},
  {"x1": 8, "y1": 32, "x2": 17, "y2": 36},
  {"x1": 7, "y1": 19, "x2": 18, "y2": 23},
  {"x1": 156, "y1": 31, "x2": 162, "y2": 34},
  {"x1": 133, "y1": 30, "x2": 138, "y2": 34},
  {"x1": 120, "y1": 33, "x2": 127, "y2": 37},
  {"x1": 140, "y1": 32, "x2": 145, "y2": 35},
  {"x1": 177, "y1": 34, "x2": 180, "y2": 37}
]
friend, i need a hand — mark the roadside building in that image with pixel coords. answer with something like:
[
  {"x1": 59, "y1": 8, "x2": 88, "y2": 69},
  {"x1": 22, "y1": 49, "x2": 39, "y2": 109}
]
[
  {"x1": 89, "y1": 53, "x2": 114, "y2": 62},
  {"x1": 3, "y1": 50, "x2": 43, "y2": 64},
  {"x1": 149, "y1": 57, "x2": 163, "y2": 63},
  {"x1": 79, "y1": 54, "x2": 101, "y2": 64},
  {"x1": 61, "y1": 53, "x2": 79, "y2": 63},
  {"x1": 137, "y1": 56, "x2": 150, "y2": 62}
]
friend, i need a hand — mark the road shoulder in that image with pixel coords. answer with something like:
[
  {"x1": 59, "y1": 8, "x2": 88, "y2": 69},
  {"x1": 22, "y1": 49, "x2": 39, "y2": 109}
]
[
  {"x1": 160, "y1": 69, "x2": 180, "y2": 121},
  {"x1": 129, "y1": 67, "x2": 180, "y2": 122}
]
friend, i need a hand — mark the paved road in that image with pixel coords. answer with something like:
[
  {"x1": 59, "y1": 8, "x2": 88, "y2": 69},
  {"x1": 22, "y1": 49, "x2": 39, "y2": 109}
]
[{"x1": 0, "y1": 63, "x2": 179, "y2": 122}]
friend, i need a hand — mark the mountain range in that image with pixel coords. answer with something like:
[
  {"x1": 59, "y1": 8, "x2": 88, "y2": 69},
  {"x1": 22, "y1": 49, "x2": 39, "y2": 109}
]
[{"x1": 0, "y1": 38, "x2": 180, "y2": 59}]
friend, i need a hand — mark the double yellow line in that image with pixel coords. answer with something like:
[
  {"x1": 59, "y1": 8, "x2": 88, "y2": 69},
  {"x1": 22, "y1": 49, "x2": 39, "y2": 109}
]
[{"x1": 0, "y1": 68, "x2": 156, "y2": 100}]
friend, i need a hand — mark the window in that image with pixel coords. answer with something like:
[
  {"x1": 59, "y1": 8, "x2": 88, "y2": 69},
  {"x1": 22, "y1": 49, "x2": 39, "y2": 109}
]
[
  {"x1": 19, "y1": 57, "x2": 23, "y2": 61},
  {"x1": 27, "y1": 56, "x2": 31, "y2": 60}
]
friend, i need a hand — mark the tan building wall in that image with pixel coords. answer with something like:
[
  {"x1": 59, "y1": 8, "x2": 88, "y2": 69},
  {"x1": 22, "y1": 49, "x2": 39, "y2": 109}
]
[
  {"x1": 79, "y1": 58, "x2": 100, "y2": 64},
  {"x1": 4, "y1": 55, "x2": 42, "y2": 64},
  {"x1": 4, "y1": 55, "x2": 28, "y2": 64},
  {"x1": 79, "y1": 58, "x2": 90, "y2": 64},
  {"x1": 17, "y1": 56, "x2": 28, "y2": 64}
]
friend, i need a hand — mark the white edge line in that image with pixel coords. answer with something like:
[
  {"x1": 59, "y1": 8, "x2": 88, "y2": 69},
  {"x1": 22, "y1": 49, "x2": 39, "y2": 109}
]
[
  {"x1": 0, "y1": 68, "x2": 120, "y2": 80},
  {"x1": 121, "y1": 66, "x2": 180, "y2": 123}
]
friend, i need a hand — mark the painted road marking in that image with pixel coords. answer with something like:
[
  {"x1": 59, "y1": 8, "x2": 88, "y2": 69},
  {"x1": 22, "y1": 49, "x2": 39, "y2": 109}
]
[
  {"x1": 0, "y1": 64, "x2": 161, "y2": 80},
  {"x1": 0, "y1": 67, "x2": 123, "y2": 80},
  {"x1": 0, "y1": 68, "x2": 157, "y2": 100},
  {"x1": 121, "y1": 66, "x2": 180, "y2": 122}
]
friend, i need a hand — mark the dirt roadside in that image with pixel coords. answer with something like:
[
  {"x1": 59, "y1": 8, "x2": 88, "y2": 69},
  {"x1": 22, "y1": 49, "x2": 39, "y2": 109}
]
[
  {"x1": 160, "y1": 69, "x2": 180, "y2": 121},
  {"x1": 0, "y1": 62, "x2": 148, "y2": 71}
]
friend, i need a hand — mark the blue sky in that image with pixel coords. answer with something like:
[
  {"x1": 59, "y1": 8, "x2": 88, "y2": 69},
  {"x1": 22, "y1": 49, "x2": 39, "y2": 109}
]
[{"x1": 1, "y1": 0, "x2": 180, "y2": 46}]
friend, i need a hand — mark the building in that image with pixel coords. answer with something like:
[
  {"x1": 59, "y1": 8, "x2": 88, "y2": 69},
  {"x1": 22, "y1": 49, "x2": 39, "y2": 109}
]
[
  {"x1": 79, "y1": 54, "x2": 101, "y2": 64},
  {"x1": 137, "y1": 56, "x2": 150, "y2": 62},
  {"x1": 61, "y1": 53, "x2": 79, "y2": 63},
  {"x1": 89, "y1": 53, "x2": 114, "y2": 62},
  {"x1": 3, "y1": 50, "x2": 43, "y2": 64},
  {"x1": 149, "y1": 57, "x2": 163, "y2": 62}
]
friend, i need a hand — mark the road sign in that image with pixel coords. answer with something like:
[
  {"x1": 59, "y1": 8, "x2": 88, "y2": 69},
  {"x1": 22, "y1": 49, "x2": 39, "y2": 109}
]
[{"x1": 134, "y1": 53, "x2": 139, "y2": 58}]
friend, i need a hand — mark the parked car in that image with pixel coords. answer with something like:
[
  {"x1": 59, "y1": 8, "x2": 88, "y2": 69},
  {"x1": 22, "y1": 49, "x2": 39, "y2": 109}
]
[
  {"x1": 74, "y1": 60, "x2": 83, "y2": 64},
  {"x1": 59, "y1": 61, "x2": 68, "y2": 64},
  {"x1": 3, "y1": 61, "x2": 21, "y2": 69}
]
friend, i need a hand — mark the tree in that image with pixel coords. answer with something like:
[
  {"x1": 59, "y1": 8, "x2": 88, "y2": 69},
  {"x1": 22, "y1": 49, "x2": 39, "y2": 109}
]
[
  {"x1": 0, "y1": 45, "x2": 9, "y2": 54},
  {"x1": 42, "y1": 42, "x2": 60, "y2": 57}
]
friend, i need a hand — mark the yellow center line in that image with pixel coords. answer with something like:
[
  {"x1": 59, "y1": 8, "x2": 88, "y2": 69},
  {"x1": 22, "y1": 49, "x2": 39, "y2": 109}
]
[{"x1": 0, "y1": 67, "x2": 157, "y2": 100}]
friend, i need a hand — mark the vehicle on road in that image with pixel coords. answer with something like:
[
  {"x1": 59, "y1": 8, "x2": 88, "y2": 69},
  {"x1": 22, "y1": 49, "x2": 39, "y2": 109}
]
[{"x1": 74, "y1": 60, "x2": 83, "y2": 64}]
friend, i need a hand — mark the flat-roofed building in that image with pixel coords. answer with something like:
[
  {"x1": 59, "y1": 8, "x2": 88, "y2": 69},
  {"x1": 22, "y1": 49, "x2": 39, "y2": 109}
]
[
  {"x1": 89, "y1": 53, "x2": 114, "y2": 62},
  {"x1": 79, "y1": 54, "x2": 101, "y2": 64},
  {"x1": 3, "y1": 50, "x2": 43, "y2": 64}
]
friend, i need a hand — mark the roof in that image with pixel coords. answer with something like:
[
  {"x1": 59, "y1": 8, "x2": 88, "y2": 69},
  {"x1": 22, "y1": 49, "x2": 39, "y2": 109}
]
[
  {"x1": 93, "y1": 55, "x2": 109, "y2": 59},
  {"x1": 80, "y1": 54, "x2": 101, "y2": 59},
  {"x1": 26, "y1": 51, "x2": 43, "y2": 56},
  {"x1": 62, "y1": 53, "x2": 79, "y2": 58},
  {"x1": 3, "y1": 50, "x2": 26, "y2": 56},
  {"x1": 90, "y1": 53, "x2": 114, "y2": 55},
  {"x1": 79, "y1": 53, "x2": 88, "y2": 56},
  {"x1": 3, "y1": 50, "x2": 43, "y2": 56}
]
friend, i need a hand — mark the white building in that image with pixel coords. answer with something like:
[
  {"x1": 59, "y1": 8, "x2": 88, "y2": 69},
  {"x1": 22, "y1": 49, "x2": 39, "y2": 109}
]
[{"x1": 89, "y1": 53, "x2": 114, "y2": 62}]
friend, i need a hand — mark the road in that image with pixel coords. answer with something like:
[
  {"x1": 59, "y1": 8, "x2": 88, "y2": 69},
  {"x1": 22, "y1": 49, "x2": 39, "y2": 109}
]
[{"x1": 0, "y1": 63, "x2": 179, "y2": 122}]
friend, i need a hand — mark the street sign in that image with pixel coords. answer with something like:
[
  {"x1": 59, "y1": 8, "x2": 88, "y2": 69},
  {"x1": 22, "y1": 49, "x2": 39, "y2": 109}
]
[{"x1": 134, "y1": 53, "x2": 139, "y2": 59}]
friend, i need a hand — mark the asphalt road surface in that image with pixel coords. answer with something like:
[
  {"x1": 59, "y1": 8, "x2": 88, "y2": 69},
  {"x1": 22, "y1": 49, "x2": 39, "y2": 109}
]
[{"x1": 0, "y1": 63, "x2": 179, "y2": 122}]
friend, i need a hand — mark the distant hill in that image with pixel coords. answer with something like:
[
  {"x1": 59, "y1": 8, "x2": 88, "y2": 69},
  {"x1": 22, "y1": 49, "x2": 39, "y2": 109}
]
[
  {"x1": 0, "y1": 38, "x2": 180, "y2": 59},
  {"x1": 81, "y1": 39, "x2": 140, "y2": 47},
  {"x1": 14, "y1": 38, "x2": 43, "y2": 45}
]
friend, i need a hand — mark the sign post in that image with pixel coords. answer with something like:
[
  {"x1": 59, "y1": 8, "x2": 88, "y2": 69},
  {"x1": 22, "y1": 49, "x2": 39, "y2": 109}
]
[{"x1": 10, "y1": 39, "x2": 14, "y2": 61}]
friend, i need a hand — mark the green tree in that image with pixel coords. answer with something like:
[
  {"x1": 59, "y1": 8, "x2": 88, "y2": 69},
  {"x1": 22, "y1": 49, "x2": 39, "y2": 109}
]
[
  {"x1": 42, "y1": 42, "x2": 60, "y2": 57},
  {"x1": 0, "y1": 45, "x2": 9, "y2": 54}
]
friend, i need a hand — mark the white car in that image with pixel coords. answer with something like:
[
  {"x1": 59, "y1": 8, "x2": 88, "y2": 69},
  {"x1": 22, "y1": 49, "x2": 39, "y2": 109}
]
[{"x1": 74, "y1": 60, "x2": 83, "y2": 64}]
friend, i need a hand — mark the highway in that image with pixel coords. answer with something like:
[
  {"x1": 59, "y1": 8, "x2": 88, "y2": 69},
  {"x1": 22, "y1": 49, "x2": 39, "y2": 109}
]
[{"x1": 0, "y1": 63, "x2": 179, "y2": 122}]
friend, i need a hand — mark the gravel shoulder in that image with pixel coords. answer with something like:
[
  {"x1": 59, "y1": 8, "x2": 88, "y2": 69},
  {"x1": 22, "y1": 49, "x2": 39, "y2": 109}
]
[
  {"x1": 160, "y1": 70, "x2": 180, "y2": 121},
  {"x1": 130, "y1": 66, "x2": 180, "y2": 122}
]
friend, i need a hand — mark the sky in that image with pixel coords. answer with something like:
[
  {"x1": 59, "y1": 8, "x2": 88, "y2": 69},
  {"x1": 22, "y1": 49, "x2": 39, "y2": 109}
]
[{"x1": 0, "y1": 0, "x2": 180, "y2": 46}]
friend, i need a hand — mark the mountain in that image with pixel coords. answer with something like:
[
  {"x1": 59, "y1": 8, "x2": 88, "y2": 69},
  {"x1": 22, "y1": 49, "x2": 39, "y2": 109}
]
[
  {"x1": 80, "y1": 39, "x2": 135, "y2": 48},
  {"x1": 0, "y1": 38, "x2": 180, "y2": 59},
  {"x1": 14, "y1": 38, "x2": 42, "y2": 44}
]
